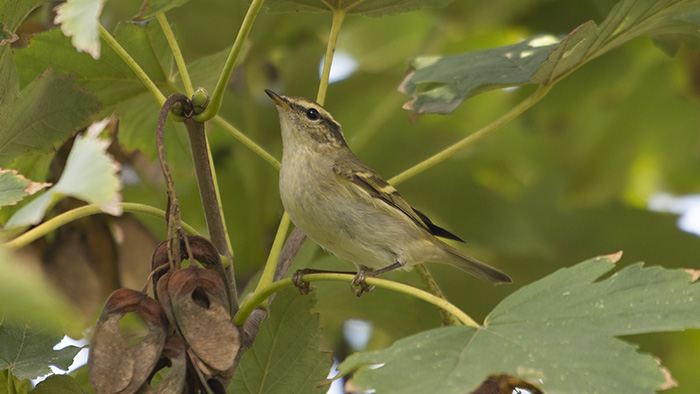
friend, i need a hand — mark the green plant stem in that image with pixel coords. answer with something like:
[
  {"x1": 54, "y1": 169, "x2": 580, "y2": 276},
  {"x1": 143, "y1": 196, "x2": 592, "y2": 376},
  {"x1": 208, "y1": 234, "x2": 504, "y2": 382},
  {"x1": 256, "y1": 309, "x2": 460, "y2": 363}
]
[
  {"x1": 212, "y1": 115, "x2": 281, "y2": 169},
  {"x1": 413, "y1": 263, "x2": 461, "y2": 326},
  {"x1": 157, "y1": 13, "x2": 194, "y2": 97},
  {"x1": 317, "y1": 9, "x2": 346, "y2": 105},
  {"x1": 194, "y1": 0, "x2": 266, "y2": 122},
  {"x1": 254, "y1": 212, "x2": 291, "y2": 304},
  {"x1": 3, "y1": 203, "x2": 200, "y2": 250},
  {"x1": 234, "y1": 273, "x2": 479, "y2": 327},
  {"x1": 98, "y1": 24, "x2": 166, "y2": 106},
  {"x1": 388, "y1": 84, "x2": 552, "y2": 186}
]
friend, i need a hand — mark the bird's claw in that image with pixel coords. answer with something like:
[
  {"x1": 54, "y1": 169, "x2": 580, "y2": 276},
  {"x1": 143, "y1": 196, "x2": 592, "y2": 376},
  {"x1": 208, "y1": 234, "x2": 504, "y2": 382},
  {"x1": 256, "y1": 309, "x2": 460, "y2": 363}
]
[
  {"x1": 351, "y1": 271, "x2": 375, "y2": 297},
  {"x1": 292, "y1": 269, "x2": 313, "y2": 295}
]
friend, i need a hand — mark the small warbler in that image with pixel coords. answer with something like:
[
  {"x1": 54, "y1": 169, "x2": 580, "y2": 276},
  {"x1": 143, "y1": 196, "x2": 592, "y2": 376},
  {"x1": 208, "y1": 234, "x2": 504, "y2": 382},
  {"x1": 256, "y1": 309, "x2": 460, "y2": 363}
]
[{"x1": 266, "y1": 90, "x2": 511, "y2": 296}]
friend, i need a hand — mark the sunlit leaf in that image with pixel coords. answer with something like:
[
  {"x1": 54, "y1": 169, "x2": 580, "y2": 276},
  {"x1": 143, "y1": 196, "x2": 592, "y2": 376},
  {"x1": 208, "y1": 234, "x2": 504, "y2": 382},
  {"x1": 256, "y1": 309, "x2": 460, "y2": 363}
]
[
  {"x1": 261, "y1": 0, "x2": 454, "y2": 16},
  {"x1": 338, "y1": 255, "x2": 700, "y2": 393},
  {"x1": 401, "y1": 0, "x2": 700, "y2": 113},
  {"x1": 0, "y1": 169, "x2": 50, "y2": 207},
  {"x1": 54, "y1": 0, "x2": 107, "y2": 59},
  {"x1": 528, "y1": 0, "x2": 700, "y2": 84},
  {"x1": 399, "y1": 35, "x2": 559, "y2": 114},
  {"x1": 5, "y1": 119, "x2": 122, "y2": 228},
  {"x1": 0, "y1": 320, "x2": 81, "y2": 380},
  {"x1": 229, "y1": 287, "x2": 332, "y2": 393}
]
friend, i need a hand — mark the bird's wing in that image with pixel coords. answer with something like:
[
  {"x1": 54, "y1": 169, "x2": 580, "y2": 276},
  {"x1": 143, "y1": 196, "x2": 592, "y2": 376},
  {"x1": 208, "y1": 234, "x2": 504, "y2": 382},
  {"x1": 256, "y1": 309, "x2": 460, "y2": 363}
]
[{"x1": 332, "y1": 158, "x2": 465, "y2": 243}]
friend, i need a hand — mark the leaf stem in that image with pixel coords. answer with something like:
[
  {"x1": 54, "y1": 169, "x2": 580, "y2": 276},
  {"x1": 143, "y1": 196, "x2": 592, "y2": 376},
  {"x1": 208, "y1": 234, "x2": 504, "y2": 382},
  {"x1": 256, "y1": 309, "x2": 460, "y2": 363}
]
[
  {"x1": 254, "y1": 212, "x2": 292, "y2": 305},
  {"x1": 388, "y1": 84, "x2": 552, "y2": 186},
  {"x1": 2, "y1": 203, "x2": 200, "y2": 250},
  {"x1": 98, "y1": 24, "x2": 166, "y2": 106},
  {"x1": 212, "y1": 115, "x2": 281, "y2": 170},
  {"x1": 157, "y1": 13, "x2": 194, "y2": 97},
  {"x1": 317, "y1": 9, "x2": 346, "y2": 105},
  {"x1": 234, "y1": 273, "x2": 479, "y2": 327},
  {"x1": 194, "y1": 0, "x2": 266, "y2": 121}
]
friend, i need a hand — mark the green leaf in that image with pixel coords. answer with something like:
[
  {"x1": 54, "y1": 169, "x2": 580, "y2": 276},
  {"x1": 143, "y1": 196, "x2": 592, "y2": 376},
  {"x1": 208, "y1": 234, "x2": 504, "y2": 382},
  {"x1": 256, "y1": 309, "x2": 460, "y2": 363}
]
[
  {"x1": 0, "y1": 169, "x2": 50, "y2": 208},
  {"x1": 338, "y1": 255, "x2": 700, "y2": 393},
  {"x1": 54, "y1": 0, "x2": 107, "y2": 60},
  {"x1": 15, "y1": 23, "x2": 165, "y2": 107},
  {"x1": 0, "y1": 320, "x2": 81, "y2": 380},
  {"x1": 14, "y1": 22, "x2": 194, "y2": 168},
  {"x1": 5, "y1": 119, "x2": 122, "y2": 228},
  {"x1": 650, "y1": 8, "x2": 700, "y2": 54},
  {"x1": 0, "y1": 22, "x2": 18, "y2": 47},
  {"x1": 0, "y1": 68, "x2": 101, "y2": 166},
  {"x1": 0, "y1": 0, "x2": 54, "y2": 32},
  {"x1": 261, "y1": 0, "x2": 454, "y2": 17},
  {"x1": 401, "y1": 0, "x2": 700, "y2": 113},
  {"x1": 0, "y1": 369, "x2": 32, "y2": 394},
  {"x1": 31, "y1": 374, "x2": 85, "y2": 394},
  {"x1": 399, "y1": 35, "x2": 559, "y2": 114},
  {"x1": 528, "y1": 0, "x2": 700, "y2": 84},
  {"x1": 229, "y1": 287, "x2": 332, "y2": 393}
]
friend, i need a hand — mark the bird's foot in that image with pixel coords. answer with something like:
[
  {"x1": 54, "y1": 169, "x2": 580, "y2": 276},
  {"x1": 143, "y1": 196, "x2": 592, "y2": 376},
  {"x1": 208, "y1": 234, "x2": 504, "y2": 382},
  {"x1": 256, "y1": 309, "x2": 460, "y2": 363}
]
[
  {"x1": 292, "y1": 269, "x2": 314, "y2": 295},
  {"x1": 351, "y1": 270, "x2": 375, "y2": 297}
]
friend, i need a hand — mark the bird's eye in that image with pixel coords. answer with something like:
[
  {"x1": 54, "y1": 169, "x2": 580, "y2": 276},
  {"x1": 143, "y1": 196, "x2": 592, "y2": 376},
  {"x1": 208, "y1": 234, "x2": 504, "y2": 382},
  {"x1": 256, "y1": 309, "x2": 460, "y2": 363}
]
[{"x1": 306, "y1": 108, "x2": 320, "y2": 121}]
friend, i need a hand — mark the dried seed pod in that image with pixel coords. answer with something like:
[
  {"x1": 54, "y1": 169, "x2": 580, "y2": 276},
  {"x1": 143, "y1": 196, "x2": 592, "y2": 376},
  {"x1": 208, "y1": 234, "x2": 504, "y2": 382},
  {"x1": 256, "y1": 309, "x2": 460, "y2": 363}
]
[
  {"x1": 89, "y1": 288, "x2": 168, "y2": 394},
  {"x1": 166, "y1": 267, "x2": 240, "y2": 376},
  {"x1": 135, "y1": 334, "x2": 187, "y2": 394}
]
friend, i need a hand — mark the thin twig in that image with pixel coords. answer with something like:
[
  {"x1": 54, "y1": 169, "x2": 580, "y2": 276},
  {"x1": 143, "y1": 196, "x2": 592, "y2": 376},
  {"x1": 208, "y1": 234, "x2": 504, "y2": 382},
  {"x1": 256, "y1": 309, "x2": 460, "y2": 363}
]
[
  {"x1": 184, "y1": 118, "x2": 238, "y2": 311},
  {"x1": 194, "y1": 0, "x2": 267, "y2": 121},
  {"x1": 389, "y1": 84, "x2": 552, "y2": 186}
]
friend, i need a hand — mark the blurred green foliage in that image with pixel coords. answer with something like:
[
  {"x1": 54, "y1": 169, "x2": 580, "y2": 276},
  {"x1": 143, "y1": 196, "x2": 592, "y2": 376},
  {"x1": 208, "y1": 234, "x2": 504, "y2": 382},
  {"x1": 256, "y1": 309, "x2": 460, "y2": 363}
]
[{"x1": 2, "y1": 0, "x2": 700, "y2": 392}]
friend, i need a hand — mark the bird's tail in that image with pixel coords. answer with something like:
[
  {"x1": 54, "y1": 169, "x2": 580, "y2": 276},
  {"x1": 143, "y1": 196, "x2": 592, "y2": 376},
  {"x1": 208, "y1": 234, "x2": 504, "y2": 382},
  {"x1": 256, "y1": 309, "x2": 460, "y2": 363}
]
[{"x1": 436, "y1": 242, "x2": 512, "y2": 284}]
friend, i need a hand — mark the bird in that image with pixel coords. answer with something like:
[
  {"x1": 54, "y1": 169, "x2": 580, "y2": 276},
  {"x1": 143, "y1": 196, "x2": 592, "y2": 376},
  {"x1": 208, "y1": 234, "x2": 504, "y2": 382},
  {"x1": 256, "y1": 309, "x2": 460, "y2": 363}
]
[{"x1": 266, "y1": 89, "x2": 511, "y2": 296}]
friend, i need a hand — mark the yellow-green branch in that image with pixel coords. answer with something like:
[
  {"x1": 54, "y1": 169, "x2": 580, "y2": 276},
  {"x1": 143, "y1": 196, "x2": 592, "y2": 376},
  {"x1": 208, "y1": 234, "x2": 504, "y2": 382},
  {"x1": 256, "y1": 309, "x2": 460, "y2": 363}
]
[
  {"x1": 195, "y1": 0, "x2": 267, "y2": 121},
  {"x1": 99, "y1": 25, "x2": 166, "y2": 106},
  {"x1": 234, "y1": 273, "x2": 479, "y2": 327},
  {"x1": 3, "y1": 203, "x2": 200, "y2": 250},
  {"x1": 253, "y1": 212, "x2": 291, "y2": 305},
  {"x1": 212, "y1": 115, "x2": 281, "y2": 169},
  {"x1": 157, "y1": 13, "x2": 194, "y2": 97},
  {"x1": 317, "y1": 9, "x2": 346, "y2": 105},
  {"x1": 389, "y1": 84, "x2": 552, "y2": 186}
]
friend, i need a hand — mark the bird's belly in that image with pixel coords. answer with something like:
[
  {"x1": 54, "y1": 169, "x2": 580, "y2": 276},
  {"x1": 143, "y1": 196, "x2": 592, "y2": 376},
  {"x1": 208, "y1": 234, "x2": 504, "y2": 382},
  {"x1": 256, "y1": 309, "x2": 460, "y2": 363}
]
[{"x1": 280, "y1": 170, "x2": 434, "y2": 270}]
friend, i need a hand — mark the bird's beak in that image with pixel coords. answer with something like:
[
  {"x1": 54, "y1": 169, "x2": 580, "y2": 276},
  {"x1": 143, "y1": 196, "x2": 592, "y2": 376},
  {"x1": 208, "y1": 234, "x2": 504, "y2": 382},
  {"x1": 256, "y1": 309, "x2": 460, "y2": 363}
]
[{"x1": 265, "y1": 89, "x2": 291, "y2": 110}]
